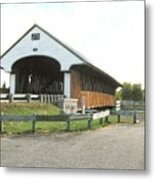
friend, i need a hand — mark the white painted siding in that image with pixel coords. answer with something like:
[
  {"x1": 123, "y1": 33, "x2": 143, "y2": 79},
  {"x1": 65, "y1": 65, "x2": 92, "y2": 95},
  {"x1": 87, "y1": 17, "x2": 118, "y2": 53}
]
[
  {"x1": 64, "y1": 72, "x2": 71, "y2": 97},
  {"x1": 10, "y1": 74, "x2": 16, "y2": 94},
  {"x1": 1, "y1": 26, "x2": 84, "y2": 72}
]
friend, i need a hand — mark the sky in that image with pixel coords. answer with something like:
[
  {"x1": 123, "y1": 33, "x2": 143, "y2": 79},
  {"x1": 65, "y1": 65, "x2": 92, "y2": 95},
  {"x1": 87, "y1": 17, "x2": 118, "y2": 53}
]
[{"x1": 0, "y1": 0, "x2": 145, "y2": 89}]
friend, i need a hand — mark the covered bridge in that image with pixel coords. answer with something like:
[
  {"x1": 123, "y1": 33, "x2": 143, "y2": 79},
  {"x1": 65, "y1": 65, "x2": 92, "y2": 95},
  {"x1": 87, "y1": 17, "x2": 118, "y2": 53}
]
[{"x1": 1, "y1": 24, "x2": 121, "y2": 109}]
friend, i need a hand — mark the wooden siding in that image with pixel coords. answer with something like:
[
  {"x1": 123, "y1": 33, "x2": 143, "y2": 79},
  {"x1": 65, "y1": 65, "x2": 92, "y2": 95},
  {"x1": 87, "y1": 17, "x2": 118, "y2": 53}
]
[
  {"x1": 70, "y1": 69, "x2": 81, "y2": 107},
  {"x1": 71, "y1": 69, "x2": 115, "y2": 109},
  {"x1": 80, "y1": 91, "x2": 115, "y2": 108}
]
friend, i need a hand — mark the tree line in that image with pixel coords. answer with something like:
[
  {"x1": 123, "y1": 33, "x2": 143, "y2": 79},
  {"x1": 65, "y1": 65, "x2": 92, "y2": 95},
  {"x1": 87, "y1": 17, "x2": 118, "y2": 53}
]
[{"x1": 116, "y1": 82, "x2": 144, "y2": 101}]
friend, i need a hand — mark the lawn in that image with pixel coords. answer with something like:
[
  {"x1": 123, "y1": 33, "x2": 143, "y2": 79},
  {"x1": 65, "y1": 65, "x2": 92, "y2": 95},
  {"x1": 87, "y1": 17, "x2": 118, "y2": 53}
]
[{"x1": 1, "y1": 102, "x2": 139, "y2": 135}]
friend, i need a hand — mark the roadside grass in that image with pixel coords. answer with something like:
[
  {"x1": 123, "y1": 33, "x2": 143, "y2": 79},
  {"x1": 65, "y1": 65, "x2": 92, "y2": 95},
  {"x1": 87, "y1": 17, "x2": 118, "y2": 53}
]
[
  {"x1": 1, "y1": 102, "x2": 143, "y2": 135},
  {"x1": 2, "y1": 115, "x2": 135, "y2": 135}
]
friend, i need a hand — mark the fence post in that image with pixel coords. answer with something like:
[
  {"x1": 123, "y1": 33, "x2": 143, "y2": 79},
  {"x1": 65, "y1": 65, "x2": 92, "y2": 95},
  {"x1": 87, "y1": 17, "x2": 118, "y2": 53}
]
[
  {"x1": 47, "y1": 94, "x2": 50, "y2": 104},
  {"x1": 117, "y1": 114, "x2": 121, "y2": 123},
  {"x1": 51, "y1": 95, "x2": 53, "y2": 103},
  {"x1": 50, "y1": 95, "x2": 52, "y2": 104},
  {"x1": 40, "y1": 94, "x2": 43, "y2": 103},
  {"x1": 0, "y1": 113, "x2": 2, "y2": 133},
  {"x1": 88, "y1": 116, "x2": 92, "y2": 129},
  {"x1": 99, "y1": 118, "x2": 103, "y2": 126},
  {"x1": 27, "y1": 94, "x2": 31, "y2": 103},
  {"x1": 32, "y1": 114, "x2": 36, "y2": 133},
  {"x1": 44, "y1": 94, "x2": 46, "y2": 103},
  {"x1": 9, "y1": 93, "x2": 14, "y2": 103},
  {"x1": 66, "y1": 119, "x2": 70, "y2": 131},
  {"x1": 133, "y1": 112, "x2": 136, "y2": 124},
  {"x1": 105, "y1": 116, "x2": 109, "y2": 123}
]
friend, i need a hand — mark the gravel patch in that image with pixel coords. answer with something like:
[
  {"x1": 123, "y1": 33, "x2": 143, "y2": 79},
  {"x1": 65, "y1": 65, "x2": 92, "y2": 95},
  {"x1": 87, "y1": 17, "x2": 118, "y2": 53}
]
[{"x1": 1, "y1": 123, "x2": 144, "y2": 170}]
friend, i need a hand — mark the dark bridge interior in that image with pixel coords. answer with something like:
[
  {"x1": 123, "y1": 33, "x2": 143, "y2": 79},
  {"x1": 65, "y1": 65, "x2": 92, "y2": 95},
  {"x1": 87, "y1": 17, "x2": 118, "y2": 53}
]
[{"x1": 12, "y1": 56, "x2": 64, "y2": 94}]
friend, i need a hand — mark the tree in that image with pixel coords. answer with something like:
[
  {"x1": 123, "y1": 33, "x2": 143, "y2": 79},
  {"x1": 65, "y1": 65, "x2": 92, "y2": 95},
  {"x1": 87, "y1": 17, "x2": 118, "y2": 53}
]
[
  {"x1": 116, "y1": 82, "x2": 144, "y2": 101},
  {"x1": 132, "y1": 84, "x2": 143, "y2": 101},
  {"x1": 121, "y1": 82, "x2": 133, "y2": 100}
]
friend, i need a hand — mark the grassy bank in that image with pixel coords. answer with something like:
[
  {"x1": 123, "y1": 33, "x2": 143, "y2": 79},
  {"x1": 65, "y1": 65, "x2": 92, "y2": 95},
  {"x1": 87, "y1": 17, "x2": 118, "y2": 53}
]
[
  {"x1": 1, "y1": 102, "x2": 60, "y2": 115},
  {"x1": 1, "y1": 103, "x2": 137, "y2": 135}
]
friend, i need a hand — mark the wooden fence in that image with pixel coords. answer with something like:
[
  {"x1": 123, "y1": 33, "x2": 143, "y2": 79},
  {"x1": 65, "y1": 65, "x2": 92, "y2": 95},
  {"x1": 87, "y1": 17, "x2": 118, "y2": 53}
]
[
  {"x1": 120, "y1": 100, "x2": 145, "y2": 110},
  {"x1": 0, "y1": 110, "x2": 141, "y2": 133},
  {"x1": 0, "y1": 111, "x2": 111, "y2": 133},
  {"x1": 0, "y1": 93, "x2": 64, "y2": 104},
  {"x1": 111, "y1": 110, "x2": 144, "y2": 124}
]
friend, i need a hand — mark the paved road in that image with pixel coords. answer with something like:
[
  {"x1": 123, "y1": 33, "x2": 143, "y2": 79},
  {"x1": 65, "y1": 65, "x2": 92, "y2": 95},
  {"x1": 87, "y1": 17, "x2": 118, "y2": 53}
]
[{"x1": 1, "y1": 123, "x2": 144, "y2": 170}]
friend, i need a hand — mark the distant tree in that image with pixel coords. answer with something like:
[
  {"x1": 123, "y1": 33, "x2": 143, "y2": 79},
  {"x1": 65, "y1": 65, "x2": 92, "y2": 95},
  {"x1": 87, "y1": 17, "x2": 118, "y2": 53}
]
[
  {"x1": 117, "y1": 82, "x2": 144, "y2": 101},
  {"x1": 121, "y1": 82, "x2": 133, "y2": 100},
  {"x1": 132, "y1": 84, "x2": 143, "y2": 101}
]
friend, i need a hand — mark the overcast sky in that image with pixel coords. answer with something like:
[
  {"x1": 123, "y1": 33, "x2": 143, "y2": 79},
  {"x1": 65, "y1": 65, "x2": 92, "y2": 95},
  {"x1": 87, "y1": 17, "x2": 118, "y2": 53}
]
[{"x1": 0, "y1": 0, "x2": 145, "y2": 89}]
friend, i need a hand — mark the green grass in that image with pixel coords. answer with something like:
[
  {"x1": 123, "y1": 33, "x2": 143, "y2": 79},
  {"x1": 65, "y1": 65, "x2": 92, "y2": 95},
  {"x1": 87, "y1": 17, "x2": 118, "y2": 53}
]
[
  {"x1": 1, "y1": 102, "x2": 63, "y2": 135},
  {"x1": 1, "y1": 102, "x2": 142, "y2": 135},
  {"x1": 1, "y1": 102, "x2": 60, "y2": 115}
]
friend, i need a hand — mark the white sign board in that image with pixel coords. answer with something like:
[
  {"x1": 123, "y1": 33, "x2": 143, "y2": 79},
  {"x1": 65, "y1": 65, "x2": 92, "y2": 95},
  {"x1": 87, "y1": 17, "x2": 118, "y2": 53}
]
[
  {"x1": 63, "y1": 98, "x2": 78, "y2": 114},
  {"x1": 93, "y1": 110, "x2": 110, "y2": 120}
]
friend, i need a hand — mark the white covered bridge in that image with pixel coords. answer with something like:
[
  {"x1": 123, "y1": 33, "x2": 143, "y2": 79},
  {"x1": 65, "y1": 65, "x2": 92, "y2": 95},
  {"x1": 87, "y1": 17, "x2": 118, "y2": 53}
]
[{"x1": 1, "y1": 24, "x2": 121, "y2": 109}]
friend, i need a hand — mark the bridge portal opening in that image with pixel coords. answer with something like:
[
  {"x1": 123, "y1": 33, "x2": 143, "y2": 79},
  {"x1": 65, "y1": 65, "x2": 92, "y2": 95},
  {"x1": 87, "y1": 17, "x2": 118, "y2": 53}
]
[{"x1": 12, "y1": 56, "x2": 63, "y2": 94}]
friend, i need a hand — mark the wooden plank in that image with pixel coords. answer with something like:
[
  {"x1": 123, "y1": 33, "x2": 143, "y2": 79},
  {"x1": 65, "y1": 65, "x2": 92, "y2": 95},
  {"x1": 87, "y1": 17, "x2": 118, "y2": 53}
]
[
  {"x1": 93, "y1": 110, "x2": 110, "y2": 120},
  {"x1": 117, "y1": 111, "x2": 136, "y2": 116},
  {"x1": 36, "y1": 115, "x2": 69, "y2": 121},
  {"x1": 1, "y1": 115, "x2": 35, "y2": 121},
  {"x1": 69, "y1": 114, "x2": 91, "y2": 121}
]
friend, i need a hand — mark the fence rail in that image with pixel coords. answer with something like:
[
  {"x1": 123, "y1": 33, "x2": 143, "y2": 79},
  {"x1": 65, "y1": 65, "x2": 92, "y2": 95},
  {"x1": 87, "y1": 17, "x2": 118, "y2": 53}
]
[{"x1": 0, "y1": 93, "x2": 64, "y2": 104}]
